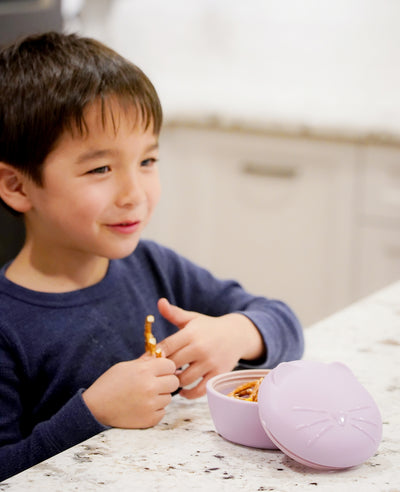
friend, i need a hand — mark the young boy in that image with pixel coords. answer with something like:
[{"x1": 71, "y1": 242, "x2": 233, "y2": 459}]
[{"x1": 0, "y1": 32, "x2": 304, "y2": 480}]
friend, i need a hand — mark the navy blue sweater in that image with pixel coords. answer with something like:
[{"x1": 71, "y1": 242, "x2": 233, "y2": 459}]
[{"x1": 0, "y1": 240, "x2": 303, "y2": 480}]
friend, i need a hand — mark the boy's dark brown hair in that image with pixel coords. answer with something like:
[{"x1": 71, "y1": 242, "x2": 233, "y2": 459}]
[{"x1": 0, "y1": 31, "x2": 163, "y2": 213}]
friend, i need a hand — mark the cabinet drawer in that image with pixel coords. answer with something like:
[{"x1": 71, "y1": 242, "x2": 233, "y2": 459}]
[{"x1": 361, "y1": 146, "x2": 400, "y2": 221}]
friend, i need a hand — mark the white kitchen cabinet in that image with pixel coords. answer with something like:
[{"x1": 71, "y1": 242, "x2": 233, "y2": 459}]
[
  {"x1": 356, "y1": 226, "x2": 400, "y2": 298},
  {"x1": 144, "y1": 127, "x2": 358, "y2": 327},
  {"x1": 354, "y1": 146, "x2": 400, "y2": 298}
]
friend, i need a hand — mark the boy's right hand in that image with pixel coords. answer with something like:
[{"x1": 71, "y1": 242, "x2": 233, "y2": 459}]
[{"x1": 82, "y1": 354, "x2": 179, "y2": 429}]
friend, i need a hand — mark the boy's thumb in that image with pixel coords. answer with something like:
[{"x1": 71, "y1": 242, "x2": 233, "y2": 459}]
[{"x1": 157, "y1": 298, "x2": 197, "y2": 329}]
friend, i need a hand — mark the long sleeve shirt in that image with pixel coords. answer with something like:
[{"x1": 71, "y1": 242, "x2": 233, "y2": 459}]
[{"x1": 0, "y1": 240, "x2": 304, "y2": 480}]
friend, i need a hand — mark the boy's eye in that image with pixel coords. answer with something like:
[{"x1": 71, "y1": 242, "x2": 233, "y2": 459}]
[
  {"x1": 141, "y1": 158, "x2": 158, "y2": 168},
  {"x1": 88, "y1": 165, "x2": 110, "y2": 174}
]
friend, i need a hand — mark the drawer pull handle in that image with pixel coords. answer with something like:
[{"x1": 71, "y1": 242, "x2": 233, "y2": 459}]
[{"x1": 241, "y1": 162, "x2": 298, "y2": 179}]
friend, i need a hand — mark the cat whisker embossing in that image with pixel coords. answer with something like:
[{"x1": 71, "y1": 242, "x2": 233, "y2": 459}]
[
  {"x1": 291, "y1": 405, "x2": 378, "y2": 447},
  {"x1": 347, "y1": 406, "x2": 371, "y2": 413},
  {"x1": 292, "y1": 406, "x2": 329, "y2": 414},
  {"x1": 350, "y1": 416, "x2": 378, "y2": 426},
  {"x1": 296, "y1": 418, "x2": 331, "y2": 430},
  {"x1": 349, "y1": 422, "x2": 378, "y2": 443},
  {"x1": 307, "y1": 424, "x2": 336, "y2": 446}
]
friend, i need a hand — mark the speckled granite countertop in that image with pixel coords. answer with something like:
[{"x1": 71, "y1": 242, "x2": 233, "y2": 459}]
[{"x1": 2, "y1": 282, "x2": 400, "y2": 491}]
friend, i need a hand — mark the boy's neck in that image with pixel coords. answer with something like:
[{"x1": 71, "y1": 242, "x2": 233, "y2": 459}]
[{"x1": 5, "y1": 246, "x2": 110, "y2": 293}]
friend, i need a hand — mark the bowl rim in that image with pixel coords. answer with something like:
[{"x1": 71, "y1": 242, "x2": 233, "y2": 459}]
[{"x1": 206, "y1": 368, "x2": 271, "y2": 405}]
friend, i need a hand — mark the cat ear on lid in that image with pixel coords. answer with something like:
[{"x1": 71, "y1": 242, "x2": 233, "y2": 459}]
[
  {"x1": 268, "y1": 360, "x2": 355, "y2": 387},
  {"x1": 328, "y1": 361, "x2": 355, "y2": 378},
  {"x1": 269, "y1": 360, "x2": 304, "y2": 386}
]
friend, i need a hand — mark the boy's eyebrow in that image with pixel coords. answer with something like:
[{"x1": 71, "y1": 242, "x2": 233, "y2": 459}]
[
  {"x1": 75, "y1": 149, "x2": 117, "y2": 164},
  {"x1": 75, "y1": 142, "x2": 159, "y2": 164},
  {"x1": 145, "y1": 142, "x2": 159, "y2": 152}
]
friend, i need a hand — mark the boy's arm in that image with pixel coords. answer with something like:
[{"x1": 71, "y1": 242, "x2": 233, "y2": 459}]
[
  {"x1": 234, "y1": 299, "x2": 305, "y2": 368},
  {"x1": 0, "y1": 349, "x2": 178, "y2": 481},
  {"x1": 0, "y1": 362, "x2": 107, "y2": 482}
]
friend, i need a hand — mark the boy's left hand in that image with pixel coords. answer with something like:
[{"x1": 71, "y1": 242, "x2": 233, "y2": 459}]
[{"x1": 157, "y1": 298, "x2": 265, "y2": 399}]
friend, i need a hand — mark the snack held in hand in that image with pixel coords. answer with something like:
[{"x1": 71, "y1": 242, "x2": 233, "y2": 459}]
[{"x1": 144, "y1": 315, "x2": 162, "y2": 357}]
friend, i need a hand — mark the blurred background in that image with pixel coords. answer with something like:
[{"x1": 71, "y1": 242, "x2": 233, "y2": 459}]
[{"x1": 1, "y1": 0, "x2": 399, "y2": 326}]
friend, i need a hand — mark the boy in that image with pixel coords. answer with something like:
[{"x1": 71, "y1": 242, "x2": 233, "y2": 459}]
[{"x1": 0, "y1": 32, "x2": 304, "y2": 480}]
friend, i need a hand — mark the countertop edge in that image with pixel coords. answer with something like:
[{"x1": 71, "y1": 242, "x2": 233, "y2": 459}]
[{"x1": 163, "y1": 115, "x2": 400, "y2": 148}]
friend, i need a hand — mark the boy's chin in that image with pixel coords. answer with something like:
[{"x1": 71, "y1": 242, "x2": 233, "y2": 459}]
[{"x1": 105, "y1": 243, "x2": 140, "y2": 260}]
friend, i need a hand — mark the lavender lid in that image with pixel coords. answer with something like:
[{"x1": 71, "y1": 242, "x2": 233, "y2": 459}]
[{"x1": 258, "y1": 360, "x2": 382, "y2": 469}]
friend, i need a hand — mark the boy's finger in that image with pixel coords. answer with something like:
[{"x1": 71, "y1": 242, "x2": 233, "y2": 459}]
[
  {"x1": 153, "y1": 357, "x2": 177, "y2": 376},
  {"x1": 157, "y1": 298, "x2": 198, "y2": 329},
  {"x1": 139, "y1": 352, "x2": 154, "y2": 361},
  {"x1": 179, "y1": 378, "x2": 208, "y2": 399},
  {"x1": 158, "y1": 374, "x2": 180, "y2": 394},
  {"x1": 156, "y1": 329, "x2": 188, "y2": 359},
  {"x1": 136, "y1": 353, "x2": 177, "y2": 375}
]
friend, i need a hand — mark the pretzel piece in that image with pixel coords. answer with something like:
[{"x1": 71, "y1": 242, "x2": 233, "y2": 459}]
[
  {"x1": 144, "y1": 315, "x2": 162, "y2": 357},
  {"x1": 228, "y1": 377, "x2": 264, "y2": 402}
]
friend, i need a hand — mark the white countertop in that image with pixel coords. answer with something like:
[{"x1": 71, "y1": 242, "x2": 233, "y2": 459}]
[{"x1": 2, "y1": 281, "x2": 400, "y2": 491}]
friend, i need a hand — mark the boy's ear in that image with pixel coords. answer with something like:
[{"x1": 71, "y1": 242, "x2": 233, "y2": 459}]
[{"x1": 0, "y1": 162, "x2": 32, "y2": 213}]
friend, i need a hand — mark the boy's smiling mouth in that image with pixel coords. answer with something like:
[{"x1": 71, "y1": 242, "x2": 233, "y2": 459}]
[{"x1": 106, "y1": 221, "x2": 141, "y2": 234}]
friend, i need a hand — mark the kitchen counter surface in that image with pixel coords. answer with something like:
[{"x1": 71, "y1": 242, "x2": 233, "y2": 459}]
[
  {"x1": 2, "y1": 282, "x2": 400, "y2": 491},
  {"x1": 163, "y1": 116, "x2": 400, "y2": 149}
]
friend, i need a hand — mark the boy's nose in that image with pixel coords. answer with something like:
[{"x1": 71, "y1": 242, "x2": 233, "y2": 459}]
[{"x1": 115, "y1": 173, "x2": 146, "y2": 208}]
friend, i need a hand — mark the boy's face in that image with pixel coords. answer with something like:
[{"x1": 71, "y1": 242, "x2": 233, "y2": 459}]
[{"x1": 23, "y1": 99, "x2": 161, "y2": 262}]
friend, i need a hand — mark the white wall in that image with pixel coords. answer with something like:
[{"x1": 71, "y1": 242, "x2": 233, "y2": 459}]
[{"x1": 77, "y1": 0, "x2": 400, "y2": 134}]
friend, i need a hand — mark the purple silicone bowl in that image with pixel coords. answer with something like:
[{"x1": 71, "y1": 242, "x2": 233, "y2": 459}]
[{"x1": 206, "y1": 369, "x2": 277, "y2": 449}]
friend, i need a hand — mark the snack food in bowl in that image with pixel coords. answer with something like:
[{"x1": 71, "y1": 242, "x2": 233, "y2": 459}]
[
  {"x1": 228, "y1": 377, "x2": 263, "y2": 401},
  {"x1": 206, "y1": 369, "x2": 277, "y2": 449}
]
